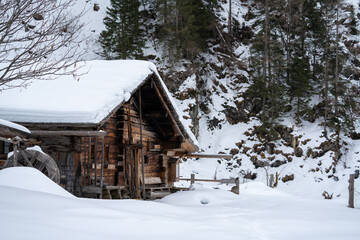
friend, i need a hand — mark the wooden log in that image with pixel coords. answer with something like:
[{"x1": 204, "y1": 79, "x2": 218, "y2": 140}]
[
  {"x1": 31, "y1": 130, "x2": 107, "y2": 137},
  {"x1": 181, "y1": 177, "x2": 221, "y2": 183},
  {"x1": 176, "y1": 153, "x2": 233, "y2": 159}
]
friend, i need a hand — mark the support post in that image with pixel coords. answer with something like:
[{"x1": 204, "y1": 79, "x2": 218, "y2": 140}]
[
  {"x1": 235, "y1": 178, "x2": 240, "y2": 195},
  {"x1": 83, "y1": 138, "x2": 87, "y2": 186},
  {"x1": 94, "y1": 137, "x2": 98, "y2": 187},
  {"x1": 190, "y1": 173, "x2": 195, "y2": 187},
  {"x1": 87, "y1": 137, "x2": 91, "y2": 185},
  {"x1": 134, "y1": 148, "x2": 141, "y2": 199},
  {"x1": 139, "y1": 88, "x2": 146, "y2": 199},
  {"x1": 269, "y1": 174, "x2": 274, "y2": 188},
  {"x1": 100, "y1": 136, "x2": 105, "y2": 199},
  {"x1": 348, "y1": 174, "x2": 355, "y2": 208}
]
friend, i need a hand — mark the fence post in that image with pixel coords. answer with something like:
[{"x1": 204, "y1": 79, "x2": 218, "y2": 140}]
[
  {"x1": 269, "y1": 174, "x2": 274, "y2": 188},
  {"x1": 235, "y1": 178, "x2": 240, "y2": 195},
  {"x1": 348, "y1": 174, "x2": 355, "y2": 208},
  {"x1": 190, "y1": 174, "x2": 195, "y2": 187}
]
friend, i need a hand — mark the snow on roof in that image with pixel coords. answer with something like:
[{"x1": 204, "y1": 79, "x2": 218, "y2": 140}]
[
  {"x1": 0, "y1": 60, "x2": 199, "y2": 146},
  {"x1": 0, "y1": 118, "x2": 31, "y2": 134},
  {"x1": 0, "y1": 60, "x2": 152, "y2": 124}
]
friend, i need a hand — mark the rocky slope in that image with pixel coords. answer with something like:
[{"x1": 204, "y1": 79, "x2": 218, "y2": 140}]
[{"x1": 75, "y1": 0, "x2": 360, "y2": 199}]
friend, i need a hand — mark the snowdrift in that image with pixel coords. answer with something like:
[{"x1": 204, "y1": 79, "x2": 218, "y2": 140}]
[{"x1": 0, "y1": 167, "x2": 73, "y2": 198}]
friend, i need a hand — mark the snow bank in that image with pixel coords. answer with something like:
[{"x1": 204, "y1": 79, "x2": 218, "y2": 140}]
[
  {"x1": 1, "y1": 180, "x2": 360, "y2": 240},
  {"x1": 0, "y1": 167, "x2": 74, "y2": 198},
  {"x1": 159, "y1": 184, "x2": 239, "y2": 206},
  {"x1": 240, "y1": 181, "x2": 290, "y2": 197},
  {"x1": 0, "y1": 118, "x2": 30, "y2": 133}
]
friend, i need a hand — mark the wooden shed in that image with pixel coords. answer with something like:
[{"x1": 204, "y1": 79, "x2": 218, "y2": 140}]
[{"x1": 0, "y1": 60, "x2": 199, "y2": 199}]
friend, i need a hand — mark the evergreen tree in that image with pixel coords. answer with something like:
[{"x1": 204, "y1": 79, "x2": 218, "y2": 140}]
[
  {"x1": 288, "y1": 55, "x2": 311, "y2": 121},
  {"x1": 248, "y1": 0, "x2": 287, "y2": 132},
  {"x1": 155, "y1": 0, "x2": 216, "y2": 60},
  {"x1": 99, "y1": 0, "x2": 145, "y2": 59}
]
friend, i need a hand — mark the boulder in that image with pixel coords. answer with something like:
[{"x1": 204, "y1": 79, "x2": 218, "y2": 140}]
[
  {"x1": 294, "y1": 147, "x2": 303, "y2": 157},
  {"x1": 33, "y1": 13, "x2": 44, "y2": 21},
  {"x1": 282, "y1": 174, "x2": 294, "y2": 183}
]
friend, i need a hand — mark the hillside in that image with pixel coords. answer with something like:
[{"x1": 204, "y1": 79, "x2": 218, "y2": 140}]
[{"x1": 70, "y1": 0, "x2": 360, "y2": 200}]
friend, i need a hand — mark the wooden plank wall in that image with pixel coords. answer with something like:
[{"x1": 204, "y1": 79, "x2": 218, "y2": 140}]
[{"x1": 79, "y1": 102, "x2": 164, "y2": 191}]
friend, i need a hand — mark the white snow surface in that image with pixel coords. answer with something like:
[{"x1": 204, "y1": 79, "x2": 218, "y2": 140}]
[
  {"x1": 0, "y1": 167, "x2": 73, "y2": 198},
  {"x1": 0, "y1": 119, "x2": 30, "y2": 134},
  {"x1": 1, "y1": 167, "x2": 360, "y2": 240}
]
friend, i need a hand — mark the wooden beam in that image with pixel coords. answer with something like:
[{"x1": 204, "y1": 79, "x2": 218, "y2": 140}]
[
  {"x1": 31, "y1": 130, "x2": 107, "y2": 137},
  {"x1": 179, "y1": 178, "x2": 221, "y2": 183},
  {"x1": 176, "y1": 153, "x2": 233, "y2": 159},
  {"x1": 143, "y1": 112, "x2": 168, "y2": 118}
]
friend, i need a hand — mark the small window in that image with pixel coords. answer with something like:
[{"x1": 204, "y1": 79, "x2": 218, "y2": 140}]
[
  {"x1": 4, "y1": 142, "x2": 12, "y2": 154},
  {"x1": 144, "y1": 155, "x2": 149, "y2": 164}
]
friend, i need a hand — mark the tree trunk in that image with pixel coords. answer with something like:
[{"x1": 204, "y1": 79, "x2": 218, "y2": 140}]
[
  {"x1": 324, "y1": 9, "x2": 329, "y2": 138},
  {"x1": 335, "y1": 9, "x2": 339, "y2": 116}
]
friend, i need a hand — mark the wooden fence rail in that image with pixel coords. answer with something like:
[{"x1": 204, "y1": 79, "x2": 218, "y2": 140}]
[{"x1": 180, "y1": 174, "x2": 239, "y2": 195}]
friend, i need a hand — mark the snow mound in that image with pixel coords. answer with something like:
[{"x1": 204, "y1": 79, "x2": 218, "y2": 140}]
[
  {"x1": 159, "y1": 185, "x2": 239, "y2": 206},
  {"x1": 0, "y1": 167, "x2": 74, "y2": 198},
  {"x1": 240, "y1": 181, "x2": 290, "y2": 197}
]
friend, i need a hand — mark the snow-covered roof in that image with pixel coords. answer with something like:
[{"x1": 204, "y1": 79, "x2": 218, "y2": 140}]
[
  {"x1": 0, "y1": 60, "x2": 198, "y2": 147},
  {"x1": 0, "y1": 119, "x2": 30, "y2": 134},
  {"x1": 0, "y1": 60, "x2": 153, "y2": 123}
]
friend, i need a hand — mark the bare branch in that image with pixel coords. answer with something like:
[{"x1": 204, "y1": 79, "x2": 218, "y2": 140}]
[{"x1": 0, "y1": 0, "x2": 86, "y2": 90}]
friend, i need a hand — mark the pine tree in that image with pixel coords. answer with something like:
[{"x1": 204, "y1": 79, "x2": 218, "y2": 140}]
[
  {"x1": 288, "y1": 56, "x2": 311, "y2": 121},
  {"x1": 99, "y1": 0, "x2": 145, "y2": 59},
  {"x1": 248, "y1": 0, "x2": 287, "y2": 132}
]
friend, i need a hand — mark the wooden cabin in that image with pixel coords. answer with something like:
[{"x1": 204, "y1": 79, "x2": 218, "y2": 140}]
[{"x1": 0, "y1": 60, "x2": 199, "y2": 199}]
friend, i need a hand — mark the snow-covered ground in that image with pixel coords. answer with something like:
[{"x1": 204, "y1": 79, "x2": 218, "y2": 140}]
[
  {"x1": 178, "y1": 119, "x2": 360, "y2": 202},
  {"x1": 1, "y1": 167, "x2": 360, "y2": 240}
]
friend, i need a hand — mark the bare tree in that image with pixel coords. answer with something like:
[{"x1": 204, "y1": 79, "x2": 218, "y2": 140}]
[{"x1": 0, "y1": 0, "x2": 84, "y2": 90}]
